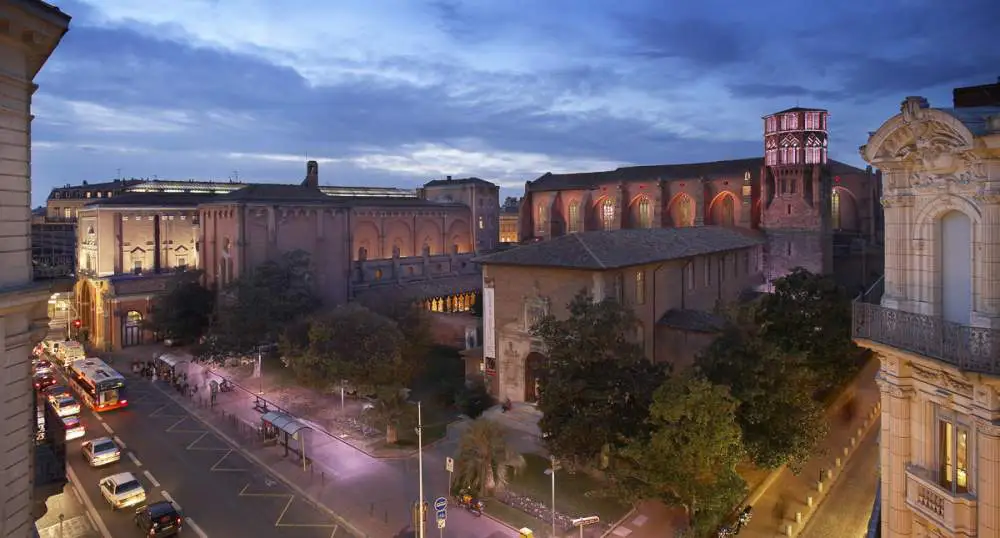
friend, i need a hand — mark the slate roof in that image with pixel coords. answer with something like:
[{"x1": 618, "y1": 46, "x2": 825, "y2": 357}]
[
  {"x1": 657, "y1": 309, "x2": 727, "y2": 333},
  {"x1": 768, "y1": 107, "x2": 827, "y2": 115},
  {"x1": 527, "y1": 158, "x2": 763, "y2": 192},
  {"x1": 341, "y1": 197, "x2": 468, "y2": 209},
  {"x1": 424, "y1": 177, "x2": 496, "y2": 188},
  {"x1": 353, "y1": 274, "x2": 483, "y2": 304},
  {"x1": 473, "y1": 227, "x2": 764, "y2": 270},
  {"x1": 206, "y1": 184, "x2": 334, "y2": 204},
  {"x1": 82, "y1": 192, "x2": 214, "y2": 208}
]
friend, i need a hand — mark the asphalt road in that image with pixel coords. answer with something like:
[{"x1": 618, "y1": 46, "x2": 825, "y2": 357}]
[
  {"x1": 62, "y1": 371, "x2": 355, "y2": 538},
  {"x1": 799, "y1": 425, "x2": 880, "y2": 538}
]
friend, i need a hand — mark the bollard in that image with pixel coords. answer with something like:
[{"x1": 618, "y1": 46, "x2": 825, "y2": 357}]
[
  {"x1": 851, "y1": 436, "x2": 857, "y2": 447},
  {"x1": 826, "y1": 469, "x2": 833, "y2": 481},
  {"x1": 795, "y1": 512, "x2": 802, "y2": 524},
  {"x1": 836, "y1": 457, "x2": 842, "y2": 468},
  {"x1": 843, "y1": 446, "x2": 849, "y2": 457},
  {"x1": 817, "y1": 481, "x2": 824, "y2": 494},
  {"x1": 807, "y1": 496, "x2": 814, "y2": 508},
  {"x1": 857, "y1": 427, "x2": 863, "y2": 437},
  {"x1": 786, "y1": 523, "x2": 793, "y2": 537}
]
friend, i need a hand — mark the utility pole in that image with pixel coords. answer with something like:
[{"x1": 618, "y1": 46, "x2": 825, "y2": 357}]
[{"x1": 418, "y1": 401, "x2": 425, "y2": 538}]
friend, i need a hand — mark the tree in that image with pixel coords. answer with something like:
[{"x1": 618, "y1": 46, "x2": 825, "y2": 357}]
[
  {"x1": 368, "y1": 298, "x2": 433, "y2": 375},
  {"x1": 362, "y1": 388, "x2": 410, "y2": 444},
  {"x1": 755, "y1": 268, "x2": 865, "y2": 394},
  {"x1": 612, "y1": 373, "x2": 747, "y2": 535},
  {"x1": 532, "y1": 290, "x2": 667, "y2": 469},
  {"x1": 145, "y1": 271, "x2": 214, "y2": 344},
  {"x1": 456, "y1": 378, "x2": 494, "y2": 419},
  {"x1": 695, "y1": 313, "x2": 828, "y2": 471},
  {"x1": 208, "y1": 250, "x2": 322, "y2": 355},
  {"x1": 285, "y1": 303, "x2": 408, "y2": 393},
  {"x1": 454, "y1": 418, "x2": 525, "y2": 496}
]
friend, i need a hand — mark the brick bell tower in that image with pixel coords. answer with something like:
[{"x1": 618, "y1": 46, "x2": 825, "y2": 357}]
[{"x1": 760, "y1": 107, "x2": 834, "y2": 287}]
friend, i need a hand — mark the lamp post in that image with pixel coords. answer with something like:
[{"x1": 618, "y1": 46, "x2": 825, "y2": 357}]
[
  {"x1": 545, "y1": 457, "x2": 558, "y2": 537},
  {"x1": 417, "y1": 400, "x2": 425, "y2": 538}
]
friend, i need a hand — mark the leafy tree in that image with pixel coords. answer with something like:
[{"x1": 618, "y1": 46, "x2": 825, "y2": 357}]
[
  {"x1": 208, "y1": 250, "x2": 321, "y2": 355},
  {"x1": 454, "y1": 418, "x2": 525, "y2": 496},
  {"x1": 696, "y1": 312, "x2": 828, "y2": 471},
  {"x1": 285, "y1": 303, "x2": 408, "y2": 393},
  {"x1": 532, "y1": 290, "x2": 667, "y2": 469},
  {"x1": 362, "y1": 388, "x2": 410, "y2": 444},
  {"x1": 456, "y1": 378, "x2": 494, "y2": 419},
  {"x1": 145, "y1": 271, "x2": 214, "y2": 344},
  {"x1": 755, "y1": 268, "x2": 865, "y2": 394},
  {"x1": 612, "y1": 373, "x2": 747, "y2": 535},
  {"x1": 369, "y1": 298, "x2": 433, "y2": 373}
]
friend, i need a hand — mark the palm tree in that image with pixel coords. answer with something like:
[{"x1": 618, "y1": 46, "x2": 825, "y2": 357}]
[
  {"x1": 362, "y1": 389, "x2": 409, "y2": 444},
  {"x1": 454, "y1": 418, "x2": 526, "y2": 496}
]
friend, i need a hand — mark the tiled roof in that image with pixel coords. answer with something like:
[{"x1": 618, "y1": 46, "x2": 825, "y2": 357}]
[
  {"x1": 473, "y1": 227, "x2": 764, "y2": 270},
  {"x1": 767, "y1": 107, "x2": 827, "y2": 115},
  {"x1": 353, "y1": 274, "x2": 483, "y2": 304},
  {"x1": 527, "y1": 158, "x2": 764, "y2": 192},
  {"x1": 82, "y1": 192, "x2": 214, "y2": 208},
  {"x1": 657, "y1": 309, "x2": 727, "y2": 333},
  {"x1": 423, "y1": 177, "x2": 496, "y2": 188}
]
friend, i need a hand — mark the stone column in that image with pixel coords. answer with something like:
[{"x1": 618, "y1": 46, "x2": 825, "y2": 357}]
[
  {"x1": 976, "y1": 418, "x2": 1000, "y2": 535},
  {"x1": 878, "y1": 376, "x2": 914, "y2": 537},
  {"x1": 974, "y1": 200, "x2": 1000, "y2": 325}
]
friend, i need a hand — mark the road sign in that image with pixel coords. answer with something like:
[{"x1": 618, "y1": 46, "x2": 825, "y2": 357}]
[
  {"x1": 438, "y1": 518, "x2": 446, "y2": 529},
  {"x1": 572, "y1": 516, "x2": 600, "y2": 526},
  {"x1": 434, "y1": 497, "x2": 448, "y2": 511},
  {"x1": 445, "y1": 457, "x2": 454, "y2": 473},
  {"x1": 436, "y1": 509, "x2": 446, "y2": 520}
]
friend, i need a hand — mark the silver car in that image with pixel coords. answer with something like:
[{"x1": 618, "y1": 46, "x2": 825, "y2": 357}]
[
  {"x1": 51, "y1": 395, "x2": 81, "y2": 418},
  {"x1": 82, "y1": 437, "x2": 121, "y2": 467},
  {"x1": 99, "y1": 472, "x2": 146, "y2": 510}
]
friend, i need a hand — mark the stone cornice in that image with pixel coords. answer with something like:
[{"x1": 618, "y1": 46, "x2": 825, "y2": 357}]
[{"x1": 975, "y1": 417, "x2": 1000, "y2": 438}]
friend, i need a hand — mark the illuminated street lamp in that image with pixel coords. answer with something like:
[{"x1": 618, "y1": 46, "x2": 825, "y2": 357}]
[{"x1": 544, "y1": 457, "x2": 559, "y2": 537}]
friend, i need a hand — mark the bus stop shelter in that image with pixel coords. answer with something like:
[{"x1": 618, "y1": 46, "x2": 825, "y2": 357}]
[
  {"x1": 260, "y1": 411, "x2": 312, "y2": 469},
  {"x1": 155, "y1": 353, "x2": 189, "y2": 375}
]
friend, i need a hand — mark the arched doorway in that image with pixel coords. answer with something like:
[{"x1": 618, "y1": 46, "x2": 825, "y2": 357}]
[
  {"x1": 122, "y1": 310, "x2": 143, "y2": 347},
  {"x1": 940, "y1": 211, "x2": 972, "y2": 325},
  {"x1": 524, "y1": 352, "x2": 546, "y2": 404}
]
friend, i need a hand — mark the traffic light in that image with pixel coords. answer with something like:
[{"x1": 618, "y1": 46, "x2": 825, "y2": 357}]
[{"x1": 72, "y1": 319, "x2": 82, "y2": 329}]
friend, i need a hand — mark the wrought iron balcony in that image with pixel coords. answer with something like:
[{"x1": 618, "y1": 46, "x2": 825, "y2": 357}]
[{"x1": 853, "y1": 301, "x2": 1000, "y2": 375}]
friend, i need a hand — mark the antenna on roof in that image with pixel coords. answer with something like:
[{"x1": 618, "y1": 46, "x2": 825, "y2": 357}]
[
  {"x1": 116, "y1": 168, "x2": 122, "y2": 180},
  {"x1": 230, "y1": 170, "x2": 240, "y2": 182}
]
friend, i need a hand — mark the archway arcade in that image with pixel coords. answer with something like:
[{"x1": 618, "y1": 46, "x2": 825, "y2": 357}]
[{"x1": 423, "y1": 291, "x2": 480, "y2": 313}]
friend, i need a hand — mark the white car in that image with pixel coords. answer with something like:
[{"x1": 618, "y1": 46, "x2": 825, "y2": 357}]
[
  {"x1": 51, "y1": 395, "x2": 81, "y2": 417},
  {"x1": 62, "y1": 416, "x2": 85, "y2": 441},
  {"x1": 99, "y1": 472, "x2": 146, "y2": 510},
  {"x1": 82, "y1": 437, "x2": 121, "y2": 467}
]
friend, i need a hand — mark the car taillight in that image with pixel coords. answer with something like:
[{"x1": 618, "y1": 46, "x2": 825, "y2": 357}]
[
  {"x1": 149, "y1": 528, "x2": 155, "y2": 536},
  {"x1": 120, "y1": 400, "x2": 127, "y2": 405},
  {"x1": 176, "y1": 517, "x2": 182, "y2": 525}
]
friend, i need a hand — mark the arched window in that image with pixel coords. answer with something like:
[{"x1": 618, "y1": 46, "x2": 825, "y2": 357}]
[
  {"x1": 567, "y1": 202, "x2": 581, "y2": 233},
  {"x1": 831, "y1": 189, "x2": 841, "y2": 229},
  {"x1": 637, "y1": 197, "x2": 652, "y2": 228},
  {"x1": 674, "y1": 195, "x2": 693, "y2": 227},
  {"x1": 714, "y1": 194, "x2": 735, "y2": 227},
  {"x1": 536, "y1": 205, "x2": 547, "y2": 234},
  {"x1": 601, "y1": 198, "x2": 616, "y2": 231}
]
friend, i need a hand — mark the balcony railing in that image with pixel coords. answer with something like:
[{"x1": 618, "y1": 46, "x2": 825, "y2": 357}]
[
  {"x1": 853, "y1": 300, "x2": 1000, "y2": 375},
  {"x1": 904, "y1": 466, "x2": 976, "y2": 535}
]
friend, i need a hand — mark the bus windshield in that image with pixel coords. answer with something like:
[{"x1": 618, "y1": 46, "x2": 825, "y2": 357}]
[{"x1": 69, "y1": 358, "x2": 128, "y2": 412}]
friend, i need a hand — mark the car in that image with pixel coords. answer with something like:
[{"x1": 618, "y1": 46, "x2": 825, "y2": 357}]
[
  {"x1": 32, "y1": 359, "x2": 54, "y2": 376},
  {"x1": 98, "y1": 472, "x2": 146, "y2": 510},
  {"x1": 51, "y1": 395, "x2": 81, "y2": 417},
  {"x1": 62, "y1": 415, "x2": 85, "y2": 441},
  {"x1": 44, "y1": 384, "x2": 71, "y2": 402},
  {"x1": 82, "y1": 437, "x2": 121, "y2": 467},
  {"x1": 33, "y1": 373, "x2": 57, "y2": 391},
  {"x1": 134, "y1": 501, "x2": 183, "y2": 537}
]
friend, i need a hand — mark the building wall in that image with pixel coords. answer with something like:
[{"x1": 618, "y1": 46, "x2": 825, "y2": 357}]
[
  {"x1": 858, "y1": 96, "x2": 1000, "y2": 537},
  {"x1": 483, "y1": 245, "x2": 764, "y2": 402},
  {"x1": 77, "y1": 207, "x2": 199, "y2": 278},
  {"x1": 0, "y1": 2, "x2": 69, "y2": 536},
  {"x1": 499, "y1": 213, "x2": 518, "y2": 243},
  {"x1": 351, "y1": 205, "x2": 473, "y2": 260},
  {"x1": 419, "y1": 180, "x2": 500, "y2": 252}
]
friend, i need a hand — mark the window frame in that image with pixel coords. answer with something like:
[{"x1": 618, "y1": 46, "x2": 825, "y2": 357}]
[
  {"x1": 634, "y1": 270, "x2": 646, "y2": 305},
  {"x1": 936, "y1": 408, "x2": 973, "y2": 494}
]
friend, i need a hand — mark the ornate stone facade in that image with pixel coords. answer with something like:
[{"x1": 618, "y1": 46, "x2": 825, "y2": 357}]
[{"x1": 858, "y1": 86, "x2": 1000, "y2": 538}]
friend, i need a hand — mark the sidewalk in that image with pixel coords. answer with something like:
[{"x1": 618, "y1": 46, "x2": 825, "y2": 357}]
[{"x1": 604, "y1": 357, "x2": 881, "y2": 538}]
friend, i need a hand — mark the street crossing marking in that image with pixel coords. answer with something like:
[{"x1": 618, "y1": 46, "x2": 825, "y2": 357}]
[
  {"x1": 186, "y1": 431, "x2": 230, "y2": 451},
  {"x1": 210, "y1": 450, "x2": 248, "y2": 472},
  {"x1": 273, "y1": 497, "x2": 341, "y2": 532},
  {"x1": 166, "y1": 416, "x2": 206, "y2": 433},
  {"x1": 143, "y1": 470, "x2": 160, "y2": 488},
  {"x1": 127, "y1": 452, "x2": 143, "y2": 467},
  {"x1": 149, "y1": 404, "x2": 187, "y2": 419}
]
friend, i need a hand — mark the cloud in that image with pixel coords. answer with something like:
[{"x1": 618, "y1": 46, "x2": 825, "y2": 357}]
[{"x1": 30, "y1": 0, "x2": 1000, "y2": 207}]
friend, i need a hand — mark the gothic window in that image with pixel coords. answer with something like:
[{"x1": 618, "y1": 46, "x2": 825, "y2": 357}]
[
  {"x1": 671, "y1": 195, "x2": 693, "y2": 227},
  {"x1": 536, "y1": 205, "x2": 547, "y2": 234},
  {"x1": 805, "y1": 112, "x2": 821, "y2": 130},
  {"x1": 601, "y1": 198, "x2": 616, "y2": 231},
  {"x1": 636, "y1": 197, "x2": 652, "y2": 228},
  {"x1": 805, "y1": 147, "x2": 822, "y2": 163},
  {"x1": 685, "y1": 262, "x2": 695, "y2": 290},
  {"x1": 634, "y1": 270, "x2": 645, "y2": 304},
  {"x1": 766, "y1": 150, "x2": 778, "y2": 166},
  {"x1": 567, "y1": 201, "x2": 581, "y2": 233},
  {"x1": 715, "y1": 195, "x2": 735, "y2": 226},
  {"x1": 832, "y1": 189, "x2": 841, "y2": 229},
  {"x1": 765, "y1": 116, "x2": 777, "y2": 133},
  {"x1": 614, "y1": 273, "x2": 624, "y2": 303},
  {"x1": 478, "y1": 216, "x2": 484, "y2": 230}
]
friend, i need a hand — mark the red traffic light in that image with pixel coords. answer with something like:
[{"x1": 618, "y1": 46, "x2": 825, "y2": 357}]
[{"x1": 72, "y1": 319, "x2": 82, "y2": 328}]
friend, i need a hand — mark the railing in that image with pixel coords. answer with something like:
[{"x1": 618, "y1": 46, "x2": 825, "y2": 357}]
[
  {"x1": 853, "y1": 300, "x2": 1000, "y2": 375},
  {"x1": 904, "y1": 466, "x2": 977, "y2": 535}
]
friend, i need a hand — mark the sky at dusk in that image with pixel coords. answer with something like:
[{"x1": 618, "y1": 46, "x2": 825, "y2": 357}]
[{"x1": 31, "y1": 0, "x2": 1000, "y2": 206}]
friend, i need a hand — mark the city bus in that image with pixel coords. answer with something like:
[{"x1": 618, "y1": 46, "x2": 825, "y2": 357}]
[{"x1": 68, "y1": 357, "x2": 128, "y2": 412}]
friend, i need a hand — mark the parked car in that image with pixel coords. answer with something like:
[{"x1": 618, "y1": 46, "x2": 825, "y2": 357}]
[
  {"x1": 62, "y1": 415, "x2": 85, "y2": 441},
  {"x1": 134, "y1": 501, "x2": 183, "y2": 537},
  {"x1": 82, "y1": 437, "x2": 121, "y2": 467},
  {"x1": 51, "y1": 395, "x2": 81, "y2": 417},
  {"x1": 33, "y1": 373, "x2": 57, "y2": 391},
  {"x1": 99, "y1": 472, "x2": 146, "y2": 510},
  {"x1": 32, "y1": 358, "x2": 54, "y2": 376}
]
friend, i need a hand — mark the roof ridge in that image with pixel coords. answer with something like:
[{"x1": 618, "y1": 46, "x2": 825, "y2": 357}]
[{"x1": 573, "y1": 233, "x2": 607, "y2": 269}]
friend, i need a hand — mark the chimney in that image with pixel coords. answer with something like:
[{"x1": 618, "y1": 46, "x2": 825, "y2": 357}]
[{"x1": 303, "y1": 160, "x2": 319, "y2": 188}]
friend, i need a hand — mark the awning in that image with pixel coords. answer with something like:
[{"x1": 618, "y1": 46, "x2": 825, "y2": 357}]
[
  {"x1": 156, "y1": 353, "x2": 189, "y2": 368},
  {"x1": 261, "y1": 411, "x2": 311, "y2": 437}
]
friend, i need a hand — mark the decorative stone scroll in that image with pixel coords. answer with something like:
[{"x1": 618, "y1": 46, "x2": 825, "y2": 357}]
[{"x1": 974, "y1": 417, "x2": 1000, "y2": 438}]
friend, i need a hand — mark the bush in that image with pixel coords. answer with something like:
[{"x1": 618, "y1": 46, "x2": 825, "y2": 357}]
[{"x1": 457, "y1": 378, "x2": 494, "y2": 419}]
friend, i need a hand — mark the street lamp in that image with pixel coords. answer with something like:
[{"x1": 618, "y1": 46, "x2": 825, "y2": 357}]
[
  {"x1": 417, "y1": 400, "x2": 426, "y2": 538},
  {"x1": 544, "y1": 457, "x2": 559, "y2": 537}
]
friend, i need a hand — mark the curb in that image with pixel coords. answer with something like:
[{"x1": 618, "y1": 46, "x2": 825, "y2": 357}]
[
  {"x1": 65, "y1": 461, "x2": 113, "y2": 538},
  {"x1": 148, "y1": 379, "x2": 371, "y2": 538},
  {"x1": 482, "y1": 510, "x2": 524, "y2": 534},
  {"x1": 599, "y1": 506, "x2": 638, "y2": 538}
]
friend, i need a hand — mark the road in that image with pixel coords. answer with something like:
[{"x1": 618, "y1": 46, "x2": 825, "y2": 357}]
[
  {"x1": 799, "y1": 425, "x2": 880, "y2": 538},
  {"x1": 62, "y1": 371, "x2": 356, "y2": 538}
]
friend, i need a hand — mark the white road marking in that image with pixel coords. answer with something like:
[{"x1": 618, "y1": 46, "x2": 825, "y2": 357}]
[
  {"x1": 127, "y1": 452, "x2": 143, "y2": 467},
  {"x1": 113, "y1": 435, "x2": 126, "y2": 449},
  {"x1": 161, "y1": 490, "x2": 181, "y2": 511},
  {"x1": 143, "y1": 470, "x2": 160, "y2": 487},
  {"x1": 186, "y1": 517, "x2": 209, "y2": 538},
  {"x1": 66, "y1": 462, "x2": 113, "y2": 538},
  {"x1": 94, "y1": 413, "x2": 105, "y2": 423},
  {"x1": 101, "y1": 422, "x2": 113, "y2": 434}
]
